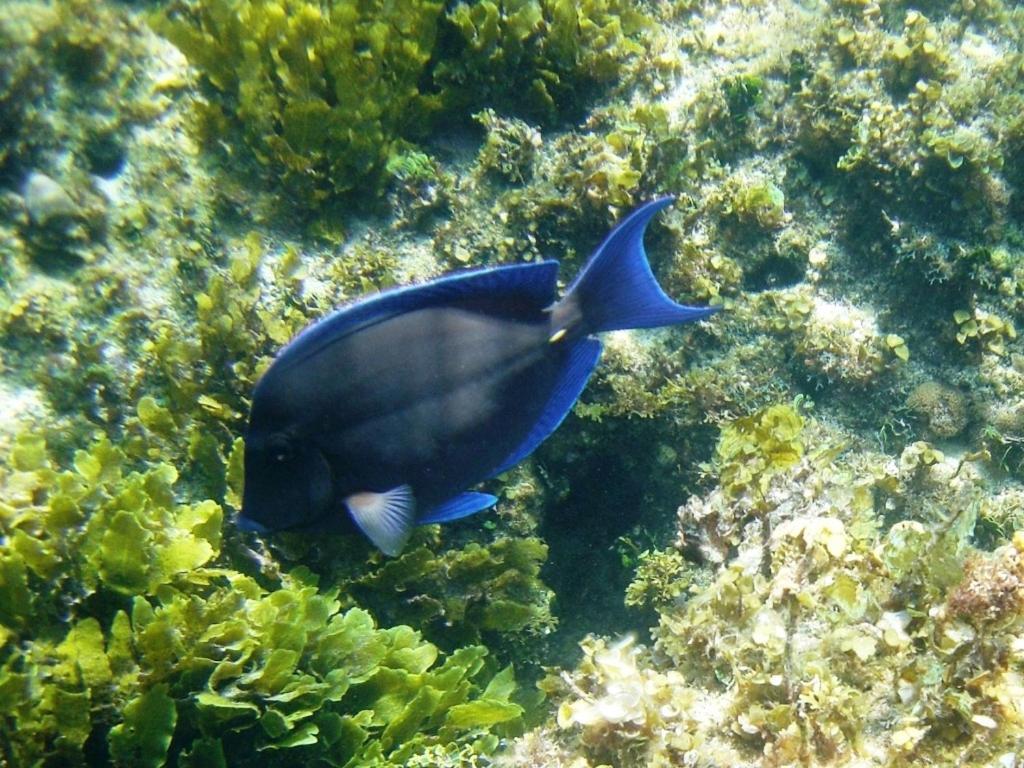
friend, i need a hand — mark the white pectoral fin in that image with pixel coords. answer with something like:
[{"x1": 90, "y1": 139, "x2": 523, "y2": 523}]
[{"x1": 345, "y1": 485, "x2": 416, "y2": 556}]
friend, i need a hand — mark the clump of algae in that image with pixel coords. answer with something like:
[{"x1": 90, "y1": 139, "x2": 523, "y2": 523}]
[
  {"x1": 153, "y1": 0, "x2": 447, "y2": 206},
  {"x1": 6, "y1": 0, "x2": 1024, "y2": 766},
  {"x1": 507, "y1": 405, "x2": 1024, "y2": 767},
  {"x1": 152, "y1": 0, "x2": 650, "y2": 208},
  {"x1": 0, "y1": 427, "x2": 535, "y2": 765}
]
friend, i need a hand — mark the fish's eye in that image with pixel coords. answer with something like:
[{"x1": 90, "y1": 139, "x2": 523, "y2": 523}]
[{"x1": 267, "y1": 437, "x2": 293, "y2": 464}]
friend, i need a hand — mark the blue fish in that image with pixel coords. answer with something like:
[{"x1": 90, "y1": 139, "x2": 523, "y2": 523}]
[{"x1": 239, "y1": 198, "x2": 718, "y2": 555}]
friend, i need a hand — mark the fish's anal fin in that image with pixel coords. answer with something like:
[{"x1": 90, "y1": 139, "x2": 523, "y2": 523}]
[
  {"x1": 490, "y1": 338, "x2": 603, "y2": 477},
  {"x1": 418, "y1": 492, "x2": 498, "y2": 525},
  {"x1": 345, "y1": 485, "x2": 416, "y2": 556}
]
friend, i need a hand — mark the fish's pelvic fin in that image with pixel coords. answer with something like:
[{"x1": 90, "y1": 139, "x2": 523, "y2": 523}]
[
  {"x1": 563, "y1": 197, "x2": 720, "y2": 333},
  {"x1": 345, "y1": 485, "x2": 416, "y2": 556},
  {"x1": 419, "y1": 492, "x2": 498, "y2": 524},
  {"x1": 490, "y1": 338, "x2": 602, "y2": 476}
]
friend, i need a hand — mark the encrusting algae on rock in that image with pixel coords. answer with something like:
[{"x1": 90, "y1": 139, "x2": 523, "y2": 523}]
[{"x1": 4, "y1": 0, "x2": 1024, "y2": 764}]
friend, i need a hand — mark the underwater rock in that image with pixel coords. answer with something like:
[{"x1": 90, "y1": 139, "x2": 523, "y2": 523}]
[
  {"x1": 795, "y1": 297, "x2": 888, "y2": 388},
  {"x1": 19, "y1": 170, "x2": 107, "y2": 265},
  {"x1": 22, "y1": 171, "x2": 79, "y2": 226},
  {"x1": 475, "y1": 109, "x2": 543, "y2": 183}
]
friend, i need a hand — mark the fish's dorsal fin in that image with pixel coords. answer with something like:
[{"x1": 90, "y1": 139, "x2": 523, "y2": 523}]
[
  {"x1": 489, "y1": 338, "x2": 603, "y2": 477},
  {"x1": 274, "y1": 261, "x2": 560, "y2": 373},
  {"x1": 345, "y1": 485, "x2": 416, "y2": 556},
  {"x1": 418, "y1": 492, "x2": 498, "y2": 525}
]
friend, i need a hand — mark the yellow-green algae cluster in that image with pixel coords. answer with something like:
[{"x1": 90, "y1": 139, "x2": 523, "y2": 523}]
[
  {"x1": 152, "y1": 0, "x2": 651, "y2": 206},
  {"x1": 0, "y1": 223, "x2": 553, "y2": 763},
  {"x1": 1, "y1": 3, "x2": 571, "y2": 764},
  {"x1": 507, "y1": 407, "x2": 1024, "y2": 766},
  {"x1": 0, "y1": 429, "x2": 537, "y2": 765}
]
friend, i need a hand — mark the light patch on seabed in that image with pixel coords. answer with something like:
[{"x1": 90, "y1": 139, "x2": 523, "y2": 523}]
[
  {"x1": 394, "y1": 237, "x2": 443, "y2": 285},
  {"x1": 958, "y1": 32, "x2": 1003, "y2": 68},
  {"x1": 658, "y1": 0, "x2": 824, "y2": 152},
  {"x1": 0, "y1": 382, "x2": 46, "y2": 438}
]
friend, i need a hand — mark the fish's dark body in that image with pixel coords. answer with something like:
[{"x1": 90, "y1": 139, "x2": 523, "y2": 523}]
[
  {"x1": 250, "y1": 303, "x2": 566, "y2": 519},
  {"x1": 240, "y1": 198, "x2": 718, "y2": 554}
]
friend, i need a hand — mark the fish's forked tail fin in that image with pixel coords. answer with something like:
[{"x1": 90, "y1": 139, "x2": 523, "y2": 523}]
[{"x1": 562, "y1": 197, "x2": 720, "y2": 334}]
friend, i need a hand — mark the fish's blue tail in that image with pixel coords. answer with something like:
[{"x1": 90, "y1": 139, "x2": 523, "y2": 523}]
[{"x1": 561, "y1": 197, "x2": 719, "y2": 334}]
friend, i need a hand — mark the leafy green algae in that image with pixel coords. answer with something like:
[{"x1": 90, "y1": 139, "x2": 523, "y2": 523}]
[
  {"x1": 0, "y1": 431, "x2": 528, "y2": 766},
  {"x1": 5, "y1": 0, "x2": 1024, "y2": 766},
  {"x1": 713, "y1": 404, "x2": 804, "y2": 500},
  {"x1": 154, "y1": 0, "x2": 446, "y2": 205},
  {"x1": 152, "y1": 0, "x2": 649, "y2": 207},
  {"x1": 437, "y1": 0, "x2": 648, "y2": 123},
  {"x1": 348, "y1": 536, "x2": 556, "y2": 647},
  {"x1": 108, "y1": 685, "x2": 178, "y2": 768}
]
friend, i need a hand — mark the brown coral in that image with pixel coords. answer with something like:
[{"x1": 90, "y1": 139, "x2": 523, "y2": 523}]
[
  {"x1": 906, "y1": 380, "x2": 968, "y2": 439},
  {"x1": 946, "y1": 541, "x2": 1024, "y2": 624}
]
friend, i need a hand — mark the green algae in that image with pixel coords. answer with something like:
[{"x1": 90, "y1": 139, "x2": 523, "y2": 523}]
[
  {"x1": 713, "y1": 404, "x2": 805, "y2": 500},
  {"x1": 437, "y1": 0, "x2": 649, "y2": 123},
  {"x1": 153, "y1": 0, "x2": 447, "y2": 206},
  {"x1": 0, "y1": 434, "x2": 527, "y2": 764},
  {"x1": 347, "y1": 536, "x2": 556, "y2": 647},
  {"x1": 152, "y1": 0, "x2": 649, "y2": 208},
  {"x1": 525, "y1": 412, "x2": 1024, "y2": 767}
]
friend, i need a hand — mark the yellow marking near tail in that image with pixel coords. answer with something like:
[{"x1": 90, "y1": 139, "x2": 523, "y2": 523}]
[{"x1": 548, "y1": 328, "x2": 567, "y2": 343}]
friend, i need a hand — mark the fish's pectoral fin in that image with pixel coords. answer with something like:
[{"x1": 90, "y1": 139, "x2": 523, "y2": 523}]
[
  {"x1": 418, "y1": 492, "x2": 498, "y2": 525},
  {"x1": 345, "y1": 485, "x2": 416, "y2": 556}
]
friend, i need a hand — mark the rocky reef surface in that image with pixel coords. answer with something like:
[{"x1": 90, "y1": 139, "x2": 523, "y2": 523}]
[{"x1": 1, "y1": 0, "x2": 1023, "y2": 765}]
